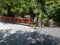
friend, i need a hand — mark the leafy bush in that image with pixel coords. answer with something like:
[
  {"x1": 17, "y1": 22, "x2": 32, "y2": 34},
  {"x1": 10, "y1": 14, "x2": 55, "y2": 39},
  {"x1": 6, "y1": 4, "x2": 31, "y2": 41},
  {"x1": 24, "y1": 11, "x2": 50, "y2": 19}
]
[
  {"x1": 39, "y1": 11, "x2": 48, "y2": 26},
  {"x1": 46, "y1": 3, "x2": 60, "y2": 21}
]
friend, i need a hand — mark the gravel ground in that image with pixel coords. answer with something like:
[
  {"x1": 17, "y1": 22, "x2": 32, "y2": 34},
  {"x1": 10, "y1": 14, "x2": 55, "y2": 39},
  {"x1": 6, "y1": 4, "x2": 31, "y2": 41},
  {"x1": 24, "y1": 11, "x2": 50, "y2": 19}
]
[
  {"x1": 40, "y1": 27, "x2": 60, "y2": 38},
  {"x1": 0, "y1": 22, "x2": 60, "y2": 38}
]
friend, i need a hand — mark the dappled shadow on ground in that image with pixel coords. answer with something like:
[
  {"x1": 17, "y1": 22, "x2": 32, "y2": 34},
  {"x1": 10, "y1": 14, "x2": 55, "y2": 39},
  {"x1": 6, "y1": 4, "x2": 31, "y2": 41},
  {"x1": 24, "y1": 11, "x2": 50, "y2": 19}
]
[{"x1": 0, "y1": 30, "x2": 60, "y2": 45}]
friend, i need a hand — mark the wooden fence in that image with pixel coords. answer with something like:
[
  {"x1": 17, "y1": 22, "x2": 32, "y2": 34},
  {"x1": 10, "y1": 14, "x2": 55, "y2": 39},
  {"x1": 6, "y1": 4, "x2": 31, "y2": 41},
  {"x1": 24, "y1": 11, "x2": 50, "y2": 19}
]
[{"x1": 0, "y1": 16, "x2": 32, "y2": 24}]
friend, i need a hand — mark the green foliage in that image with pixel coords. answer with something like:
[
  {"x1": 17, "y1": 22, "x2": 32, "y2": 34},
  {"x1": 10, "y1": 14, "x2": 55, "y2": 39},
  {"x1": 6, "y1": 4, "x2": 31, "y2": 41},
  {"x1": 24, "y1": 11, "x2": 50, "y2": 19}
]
[
  {"x1": 46, "y1": 3, "x2": 60, "y2": 21},
  {"x1": 45, "y1": 1, "x2": 53, "y2": 6},
  {"x1": 39, "y1": 11, "x2": 48, "y2": 25},
  {"x1": 0, "y1": 0, "x2": 37, "y2": 17},
  {"x1": 0, "y1": 0, "x2": 21, "y2": 16}
]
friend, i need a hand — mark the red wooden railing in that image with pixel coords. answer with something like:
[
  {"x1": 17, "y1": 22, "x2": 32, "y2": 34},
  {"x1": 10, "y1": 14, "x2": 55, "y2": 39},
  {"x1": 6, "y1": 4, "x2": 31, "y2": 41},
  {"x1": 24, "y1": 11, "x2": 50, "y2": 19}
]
[{"x1": 0, "y1": 16, "x2": 32, "y2": 24}]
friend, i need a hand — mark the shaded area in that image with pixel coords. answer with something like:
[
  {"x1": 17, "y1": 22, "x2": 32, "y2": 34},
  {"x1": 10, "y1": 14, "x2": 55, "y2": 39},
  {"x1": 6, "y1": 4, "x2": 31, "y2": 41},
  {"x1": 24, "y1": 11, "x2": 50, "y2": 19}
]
[{"x1": 0, "y1": 30, "x2": 60, "y2": 45}]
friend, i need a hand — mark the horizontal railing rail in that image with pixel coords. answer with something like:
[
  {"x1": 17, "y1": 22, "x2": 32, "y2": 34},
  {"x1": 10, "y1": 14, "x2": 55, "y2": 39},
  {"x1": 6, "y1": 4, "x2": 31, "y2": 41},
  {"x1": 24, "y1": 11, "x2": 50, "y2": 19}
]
[{"x1": 0, "y1": 16, "x2": 33, "y2": 24}]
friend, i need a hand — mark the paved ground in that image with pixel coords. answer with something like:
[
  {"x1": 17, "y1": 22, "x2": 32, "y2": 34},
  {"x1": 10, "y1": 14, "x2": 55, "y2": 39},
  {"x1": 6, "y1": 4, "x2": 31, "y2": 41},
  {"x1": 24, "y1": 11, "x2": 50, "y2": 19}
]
[
  {"x1": 0, "y1": 22, "x2": 60, "y2": 38},
  {"x1": 40, "y1": 27, "x2": 60, "y2": 38}
]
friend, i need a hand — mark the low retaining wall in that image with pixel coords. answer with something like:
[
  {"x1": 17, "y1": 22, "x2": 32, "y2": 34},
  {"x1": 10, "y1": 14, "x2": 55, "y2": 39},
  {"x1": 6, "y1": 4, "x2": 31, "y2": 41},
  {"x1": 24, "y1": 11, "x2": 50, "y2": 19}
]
[{"x1": 0, "y1": 16, "x2": 32, "y2": 24}]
